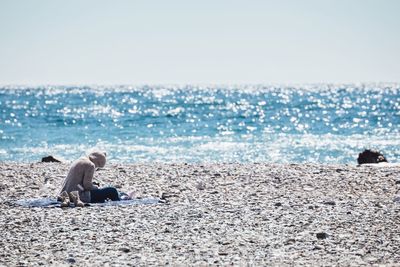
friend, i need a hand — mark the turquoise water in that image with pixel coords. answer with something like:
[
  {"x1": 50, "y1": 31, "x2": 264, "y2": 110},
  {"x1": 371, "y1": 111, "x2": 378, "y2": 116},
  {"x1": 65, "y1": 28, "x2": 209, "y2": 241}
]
[{"x1": 0, "y1": 84, "x2": 399, "y2": 163}]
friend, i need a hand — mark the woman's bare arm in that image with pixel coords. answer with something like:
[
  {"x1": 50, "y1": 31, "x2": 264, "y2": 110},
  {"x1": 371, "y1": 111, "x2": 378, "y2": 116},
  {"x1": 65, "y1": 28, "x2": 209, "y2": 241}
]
[{"x1": 82, "y1": 163, "x2": 98, "y2": 190}]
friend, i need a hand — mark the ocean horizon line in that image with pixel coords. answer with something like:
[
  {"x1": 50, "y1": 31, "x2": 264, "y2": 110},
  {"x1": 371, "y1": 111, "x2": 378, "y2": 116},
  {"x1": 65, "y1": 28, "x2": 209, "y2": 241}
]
[{"x1": 1, "y1": 81, "x2": 399, "y2": 89}]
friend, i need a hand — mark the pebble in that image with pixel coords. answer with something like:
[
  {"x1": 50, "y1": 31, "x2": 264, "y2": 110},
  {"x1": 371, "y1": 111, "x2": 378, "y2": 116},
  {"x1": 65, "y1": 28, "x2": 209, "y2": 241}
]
[
  {"x1": 66, "y1": 258, "x2": 76, "y2": 264},
  {"x1": 119, "y1": 247, "x2": 130, "y2": 253},
  {"x1": 323, "y1": 200, "x2": 336, "y2": 206},
  {"x1": 316, "y1": 232, "x2": 329, "y2": 239}
]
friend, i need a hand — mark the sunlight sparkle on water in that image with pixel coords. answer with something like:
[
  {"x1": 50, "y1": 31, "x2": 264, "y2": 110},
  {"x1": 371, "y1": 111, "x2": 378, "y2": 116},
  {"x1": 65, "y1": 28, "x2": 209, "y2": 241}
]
[{"x1": 0, "y1": 84, "x2": 399, "y2": 163}]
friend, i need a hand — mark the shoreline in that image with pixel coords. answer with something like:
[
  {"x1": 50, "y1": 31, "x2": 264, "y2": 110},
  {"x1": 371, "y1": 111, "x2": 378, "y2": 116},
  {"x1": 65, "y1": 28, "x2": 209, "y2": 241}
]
[{"x1": 1, "y1": 162, "x2": 399, "y2": 265}]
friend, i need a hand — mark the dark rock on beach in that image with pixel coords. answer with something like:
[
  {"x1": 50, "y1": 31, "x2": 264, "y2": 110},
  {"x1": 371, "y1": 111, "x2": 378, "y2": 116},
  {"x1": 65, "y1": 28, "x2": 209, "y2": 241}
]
[
  {"x1": 357, "y1": 149, "x2": 387, "y2": 164},
  {"x1": 316, "y1": 232, "x2": 329, "y2": 239},
  {"x1": 41, "y1": 156, "x2": 62, "y2": 163},
  {"x1": 66, "y1": 258, "x2": 76, "y2": 264}
]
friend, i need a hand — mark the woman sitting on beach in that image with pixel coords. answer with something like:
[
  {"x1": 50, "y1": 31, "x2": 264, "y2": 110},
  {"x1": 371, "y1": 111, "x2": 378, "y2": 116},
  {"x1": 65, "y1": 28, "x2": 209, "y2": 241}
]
[{"x1": 58, "y1": 151, "x2": 121, "y2": 207}]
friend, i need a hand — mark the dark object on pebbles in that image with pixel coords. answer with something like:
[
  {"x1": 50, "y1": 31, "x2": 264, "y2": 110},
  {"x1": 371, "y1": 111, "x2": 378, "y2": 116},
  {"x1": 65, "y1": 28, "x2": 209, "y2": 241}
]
[
  {"x1": 316, "y1": 232, "x2": 328, "y2": 239},
  {"x1": 66, "y1": 258, "x2": 76, "y2": 264},
  {"x1": 41, "y1": 156, "x2": 61, "y2": 163},
  {"x1": 357, "y1": 149, "x2": 387, "y2": 164},
  {"x1": 323, "y1": 200, "x2": 336, "y2": 206},
  {"x1": 119, "y1": 247, "x2": 131, "y2": 253}
]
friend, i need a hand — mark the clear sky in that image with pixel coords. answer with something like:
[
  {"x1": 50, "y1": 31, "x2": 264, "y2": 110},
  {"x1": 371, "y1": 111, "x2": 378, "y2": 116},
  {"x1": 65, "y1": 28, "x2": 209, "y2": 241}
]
[{"x1": 0, "y1": 0, "x2": 399, "y2": 85}]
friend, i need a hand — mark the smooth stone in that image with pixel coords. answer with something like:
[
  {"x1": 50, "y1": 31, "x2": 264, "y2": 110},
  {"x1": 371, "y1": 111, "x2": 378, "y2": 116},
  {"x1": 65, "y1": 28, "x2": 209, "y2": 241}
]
[
  {"x1": 41, "y1": 156, "x2": 62, "y2": 163},
  {"x1": 323, "y1": 200, "x2": 336, "y2": 206},
  {"x1": 119, "y1": 247, "x2": 130, "y2": 253},
  {"x1": 316, "y1": 232, "x2": 328, "y2": 239},
  {"x1": 66, "y1": 258, "x2": 76, "y2": 264}
]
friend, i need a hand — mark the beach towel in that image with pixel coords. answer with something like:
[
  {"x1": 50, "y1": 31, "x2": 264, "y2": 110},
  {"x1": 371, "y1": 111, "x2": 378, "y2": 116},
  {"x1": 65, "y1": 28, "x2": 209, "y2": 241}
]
[{"x1": 12, "y1": 197, "x2": 162, "y2": 208}]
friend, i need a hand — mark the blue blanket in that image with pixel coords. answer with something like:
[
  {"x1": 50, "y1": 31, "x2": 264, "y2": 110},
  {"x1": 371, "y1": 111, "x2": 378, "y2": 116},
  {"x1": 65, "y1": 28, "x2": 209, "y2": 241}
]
[{"x1": 13, "y1": 197, "x2": 162, "y2": 208}]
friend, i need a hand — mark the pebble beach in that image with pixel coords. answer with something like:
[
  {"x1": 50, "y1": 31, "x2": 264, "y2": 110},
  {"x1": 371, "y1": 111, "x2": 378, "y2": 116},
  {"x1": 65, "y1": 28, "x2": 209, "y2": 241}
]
[{"x1": 1, "y1": 162, "x2": 400, "y2": 266}]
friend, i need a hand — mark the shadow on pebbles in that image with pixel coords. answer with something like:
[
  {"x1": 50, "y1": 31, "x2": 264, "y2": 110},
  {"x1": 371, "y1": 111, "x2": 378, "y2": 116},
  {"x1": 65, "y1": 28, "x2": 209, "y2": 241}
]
[{"x1": 0, "y1": 162, "x2": 399, "y2": 266}]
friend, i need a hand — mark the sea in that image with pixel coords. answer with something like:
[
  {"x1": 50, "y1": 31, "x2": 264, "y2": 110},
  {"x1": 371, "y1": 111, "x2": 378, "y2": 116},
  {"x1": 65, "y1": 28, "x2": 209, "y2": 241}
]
[{"x1": 0, "y1": 84, "x2": 399, "y2": 164}]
